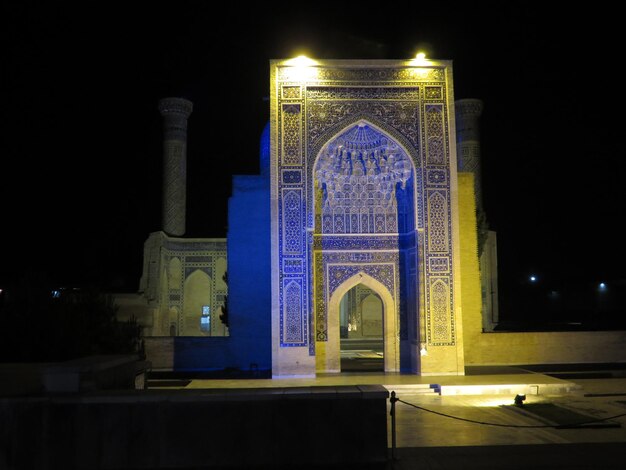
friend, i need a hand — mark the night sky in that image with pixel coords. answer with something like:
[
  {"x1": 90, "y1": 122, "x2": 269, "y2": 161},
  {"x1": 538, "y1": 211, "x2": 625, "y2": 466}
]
[{"x1": 3, "y1": 3, "x2": 624, "y2": 322}]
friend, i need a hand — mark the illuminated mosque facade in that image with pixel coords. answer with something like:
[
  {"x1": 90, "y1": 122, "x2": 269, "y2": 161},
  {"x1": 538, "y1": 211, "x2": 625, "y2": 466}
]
[{"x1": 133, "y1": 58, "x2": 500, "y2": 376}]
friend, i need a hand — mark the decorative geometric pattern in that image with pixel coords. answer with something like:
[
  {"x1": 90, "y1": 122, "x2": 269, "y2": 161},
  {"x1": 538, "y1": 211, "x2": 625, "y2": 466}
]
[
  {"x1": 284, "y1": 280, "x2": 304, "y2": 344},
  {"x1": 313, "y1": 235, "x2": 399, "y2": 251},
  {"x1": 314, "y1": 249, "x2": 400, "y2": 341},
  {"x1": 425, "y1": 105, "x2": 445, "y2": 165},
  {"x1": 426, "y1": 169, "x2": 447, "y2": 185},
  {"x1": 307, "y1": 87, "x2": 420, "y2": 100},
  {"x1": 282, "y1": 104, "x2": 301, "y2": 164},
  {"x1": 427, "y1": 191, "x2": 448, "y2": 253},
  {"x1": 162, "y1": 141, "x2": 186, "y2": 236},
  {"x1": 282, "y1": 258, "x2": 304, "y2": 274},
  {"x1": 185, "y1": 267, "x2": 212, "y2": 278},
  {"x1": 328, "y1": 264, "x2": 395, "y2": 297},
  {"x1": 425, "y1": 86, "x2": 442, "y2": 99},
  {"x1": 308, "y1": 101, "x2": 419, "y2": 149},
  {"x1": 158, "y1": 98, "x2": 192, "y2": 237},
  {"x1": 283, "y1": 190, "x2": 302, "y2": 254},
  {"x1": 458, "y1": 144, "x2": 480, "y2": 172},
  {"x1": 273, "y1": 61, "x2": 457, "y2": 354},
  {"x1": 151, "y1": 237, "x2": 227, "y2": 337},
  {"x1": 315, "y1": 122, "x2": 413, "y2": 235},
  {"x1": 186, "y1": 256, "x2": 212, "y2": 263},
  {"x1": 282, "y1": 86, "x2": 301, "y2": 99},
  {"x1": 307, "y1": 115, "x2": 421, "y2": 228},
  {"x1": 455, "y1": 99, "x2": 483, "y2": 119},
  {"x1": 428, "y1": 257, "x2": 450, "y2": 273},
  {"x1": 458, "y1": 144, "x2": 482, "y2": 207},
  {"x1": 430, "y1": 279, "x2": 450, "y2": 343},
  {"x1": 282, "y1": 169, "x2": 302, "y2": 184},
  {"x1": 415, "y1": 171, "x2": 424, "y2": 229}
]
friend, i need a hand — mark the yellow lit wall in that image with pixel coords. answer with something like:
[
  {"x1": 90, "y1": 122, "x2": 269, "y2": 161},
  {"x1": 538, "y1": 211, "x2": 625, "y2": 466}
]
[
  {"x1": 466, "y1": 330, "x2": 626, "y2": 365},
  {"x1": 457, "y1": 173, "x2": 483, "y2": 356},
  {"x1": 458, "y1": 173, "x2": 626, "y2": 365}
]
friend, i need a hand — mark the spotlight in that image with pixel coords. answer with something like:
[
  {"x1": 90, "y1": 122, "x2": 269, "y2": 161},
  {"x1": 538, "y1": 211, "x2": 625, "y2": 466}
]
[
  {"x1": 409, "y1": 52, "x2": 429, "y2": 66},
  {"x1": 514, "y1": 394, "x2": 526, "y2": 406}
]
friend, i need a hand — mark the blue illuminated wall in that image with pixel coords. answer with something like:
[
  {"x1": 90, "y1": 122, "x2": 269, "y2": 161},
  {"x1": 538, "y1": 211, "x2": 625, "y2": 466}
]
[
  {"x1": 222, "y1": 123, "x2": 272, "y2": 371},
  {"x1": 171, "y1": 125, "x2": 272, "y2": 372}
]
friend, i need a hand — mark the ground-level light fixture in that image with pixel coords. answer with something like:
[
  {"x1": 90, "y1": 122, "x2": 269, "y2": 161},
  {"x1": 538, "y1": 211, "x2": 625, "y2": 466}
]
[{"x1": 514, "y1": 394, "x2": 526, "y2": 406}]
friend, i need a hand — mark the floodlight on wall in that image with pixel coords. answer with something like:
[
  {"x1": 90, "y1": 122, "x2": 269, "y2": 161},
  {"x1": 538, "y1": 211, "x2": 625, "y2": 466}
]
[
  {"x1": 409, "y1": 52, "x2": 430, "y2": 66},
  {"x1": 285, "y1": 55, "x2": 317, "y2": 67},
  {"x1": 283, "y1": 55, "x2": 318, "y2": 81}
]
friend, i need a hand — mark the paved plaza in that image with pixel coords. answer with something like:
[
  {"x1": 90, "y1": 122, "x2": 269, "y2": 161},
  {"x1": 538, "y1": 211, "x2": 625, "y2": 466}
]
[{"x1": 150, "y1": 367, "x2": 626, "y2": 469}]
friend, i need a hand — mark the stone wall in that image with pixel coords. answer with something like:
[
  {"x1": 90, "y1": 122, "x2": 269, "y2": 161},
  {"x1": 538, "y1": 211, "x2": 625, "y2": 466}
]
[
  {"x1": 464, "y1": 330, "x2": 626, "y2": 365},
  {"x1": 144, "y1": 337, "x2": 174, "y2": 370},
  {"x1": 1, "y1": 386, "x2": 389, "y2": 469},
  {"x1": 458, "y1": 173, "x2": 626, "y2": 366}
]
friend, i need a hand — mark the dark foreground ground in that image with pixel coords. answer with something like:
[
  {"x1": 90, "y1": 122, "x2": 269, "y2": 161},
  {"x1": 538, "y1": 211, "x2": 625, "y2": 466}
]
[{"x1": 3, "y1": 362, "x2": 626, "y2": 469}]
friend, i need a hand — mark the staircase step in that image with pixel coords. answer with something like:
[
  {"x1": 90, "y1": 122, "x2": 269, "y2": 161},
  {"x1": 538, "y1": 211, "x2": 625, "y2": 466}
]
[{"x1": 384, "y1": 383, "x2": 441, "y2": 395}]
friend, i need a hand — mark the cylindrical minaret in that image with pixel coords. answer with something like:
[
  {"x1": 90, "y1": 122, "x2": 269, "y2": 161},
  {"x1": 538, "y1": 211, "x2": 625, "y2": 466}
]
[
  {"x1": 158, "y1": 97, "x2": 193, "y2": 237},
  {"x1": 455, "y1": 98, "x2": 484, "y2": 213}
]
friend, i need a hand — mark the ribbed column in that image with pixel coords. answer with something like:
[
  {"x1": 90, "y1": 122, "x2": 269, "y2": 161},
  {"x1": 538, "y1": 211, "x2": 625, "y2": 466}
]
[
  {"x1": 158, "y1": 97, "x2": 193, "y2": 237},
  {"x1": 455, "y1": 99, "x2": 484, "y2": 212}
]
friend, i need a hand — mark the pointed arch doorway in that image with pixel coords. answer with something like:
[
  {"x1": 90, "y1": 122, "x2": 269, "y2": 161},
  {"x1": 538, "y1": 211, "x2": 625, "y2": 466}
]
[
  {"x1": 318, "y1": 272, "x2": 399, "y2": 373},
  {"x1": 339, "y1": 284, "x2": 384, "y2": 372}
]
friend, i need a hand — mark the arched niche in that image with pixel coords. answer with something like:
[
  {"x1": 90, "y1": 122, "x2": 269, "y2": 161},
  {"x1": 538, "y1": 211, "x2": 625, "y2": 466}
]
[
  {"x1": 183, "y1": 270, "x2": 212, "y2": 336},
  {"x1": 320, "y1": 272, "x2": 398, "y2": 373}
]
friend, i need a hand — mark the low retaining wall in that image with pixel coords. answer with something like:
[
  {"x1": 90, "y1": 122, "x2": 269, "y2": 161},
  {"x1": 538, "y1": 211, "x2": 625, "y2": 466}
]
[
  {"x1": 42, "y1": 355, "x2": 146, "y2": 392},
  {"x1": 465, "y1": 330, "x2": 626, "y2": 365},
  {"x1": 0, "y1": 356, "x2": 148, "y2": 397},
  {"x1": 1, "y1": 385, "x2": 389, "y2": 469}
]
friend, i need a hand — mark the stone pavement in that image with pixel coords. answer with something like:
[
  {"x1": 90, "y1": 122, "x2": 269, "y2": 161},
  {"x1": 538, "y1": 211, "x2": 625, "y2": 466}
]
[
  {"x1": 388, "y1": 442, "x2": 626, "y2": 469},
  {"x1": 163, "y1": 368, "x2": 626, "y2": 469},
  {"x1": 181, "y1": 365, "x2": 578, "y2": 395},
  {"x1": 389, "y1": 379, "x2": 626, "y2": 447},
  {"x1": 4, "y1": 363, "x2": 625, "y2": 469},
  {"x1": 386, "y1": 377, "x2": 626, "y2": 469}
]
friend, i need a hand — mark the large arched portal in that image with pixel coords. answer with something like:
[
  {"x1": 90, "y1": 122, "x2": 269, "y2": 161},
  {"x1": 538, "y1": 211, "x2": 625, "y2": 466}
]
[
  {"x1": 313, "y1": 121, "x2": 416, "y2": 373},
  {"x1": 271, "y1": 60, "x2": 465, "y2": 377}
]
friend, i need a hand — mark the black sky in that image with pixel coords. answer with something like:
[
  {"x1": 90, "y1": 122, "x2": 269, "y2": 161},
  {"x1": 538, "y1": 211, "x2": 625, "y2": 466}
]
[{"x1": 2, "y1": 3, "x2": 625, "y2": 315}]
